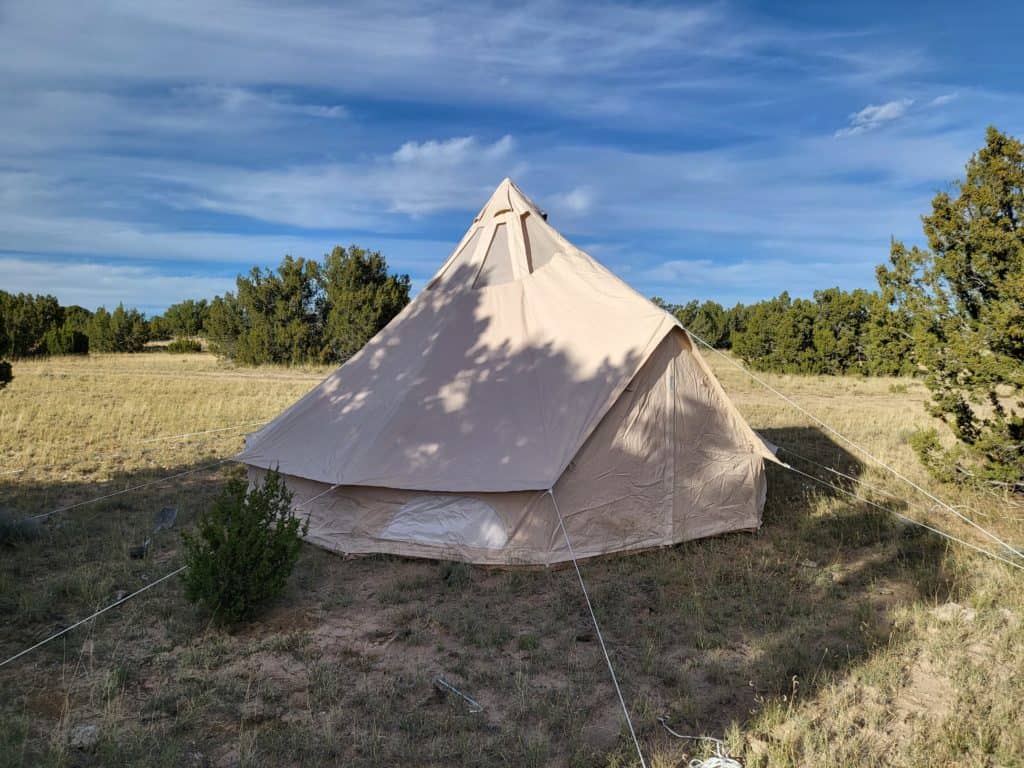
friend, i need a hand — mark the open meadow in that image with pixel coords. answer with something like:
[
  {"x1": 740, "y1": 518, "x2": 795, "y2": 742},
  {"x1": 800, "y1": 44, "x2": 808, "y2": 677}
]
[{"x1": 1, "y1": 351, "x2": 1022, "y2": 767}]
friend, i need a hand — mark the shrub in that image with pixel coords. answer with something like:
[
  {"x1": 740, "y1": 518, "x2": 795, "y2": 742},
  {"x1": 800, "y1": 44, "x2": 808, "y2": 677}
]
[
  {"x1": 182, "y1": 470, "x2": 308, "y2": 623},
  {"x1": 167, "y1": 337, "x2": 202, "y2": 353},
  {"x1": 0, "y1": 360, "x2": 11, "y2": 390}
]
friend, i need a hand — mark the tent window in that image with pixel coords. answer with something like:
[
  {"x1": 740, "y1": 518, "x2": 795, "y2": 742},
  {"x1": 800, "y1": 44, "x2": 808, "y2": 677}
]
[
  {"x1": 379, "y1": 495, "x2": 508, "y2": 549},
  {"x1": 429, "y1": 228, "x2": 483, "y2": 289},
  {"x1": 473, "y1": 223, "x2": 516, "y2": 288},
  {"x1": 523, "y1": 213, "x2": 561, "y2": 271}
]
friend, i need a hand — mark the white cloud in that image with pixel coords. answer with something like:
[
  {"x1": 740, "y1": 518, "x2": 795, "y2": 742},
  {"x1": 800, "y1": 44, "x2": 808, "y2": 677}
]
[
  {"x1": 174, "y1": 85, "x2": 346, "y2": 119},
  {"x1": 835, "y1": 98, "x2": 914, "y2": 138},
  {"x1": 393, "y1": 135, "x2": 512, "y2": 166},
  {"x1": 146, "y1": 134, "x2": 521, "y2": 225},
  {"x1": 0, "y1": 256, "x2": 235, "y2": 313},
  {"x1": 553, "y1": 186, "x2": 594, "y2": 215},
  {"x1": 929, "y1": 92, "x2": 958, "y2": 107}
]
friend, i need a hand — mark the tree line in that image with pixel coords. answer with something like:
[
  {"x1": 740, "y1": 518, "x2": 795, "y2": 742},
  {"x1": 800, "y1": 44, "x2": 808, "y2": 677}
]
[
  {"x1": 0, "y1": 246, "x2": 411, "y2": 367},
  {"x1": 0, "y1": 293, "x2": 149, "y2": 358},
  {"x1": 655, "y1": 288, "x2": 915, "y2": 377},
  {"x1": 1, "y1": 128, "x2": 1019, "y2": 488}
]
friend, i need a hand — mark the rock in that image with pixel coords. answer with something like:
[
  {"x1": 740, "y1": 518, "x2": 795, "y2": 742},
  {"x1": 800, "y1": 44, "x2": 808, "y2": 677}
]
[
  {"x1": 799, "y1": 559, "x2": 819, "y2": 569},
  {"x1": 69, "y1": 724, "x2": 100, "y2": 750}
]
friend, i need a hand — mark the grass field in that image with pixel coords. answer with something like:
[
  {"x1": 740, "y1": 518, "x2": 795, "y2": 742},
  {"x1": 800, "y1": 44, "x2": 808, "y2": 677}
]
[{"x1": 1, "y1": 351, "x2": 1022, "y2": 767}]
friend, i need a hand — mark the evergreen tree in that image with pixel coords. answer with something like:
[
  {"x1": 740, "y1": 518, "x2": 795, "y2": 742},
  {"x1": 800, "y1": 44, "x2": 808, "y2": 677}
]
[
  {"x1": 877, "y1": 126, "x2": 1024, "y2": 488},
  {"x1": 205, "y1": 247, "x2": 409, "y2": 366},
  {"x1": 0, "y1": 291, "x2": 63, "y2": 357},
  {"x1": 321, "y1": 246, "x2": 411, "y2": 363}
]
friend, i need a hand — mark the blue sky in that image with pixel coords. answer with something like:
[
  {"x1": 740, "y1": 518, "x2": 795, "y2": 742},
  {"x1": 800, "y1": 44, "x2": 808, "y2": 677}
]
[{"x1": 2, "y1": 1, "x2": 1022, "y2": 314}]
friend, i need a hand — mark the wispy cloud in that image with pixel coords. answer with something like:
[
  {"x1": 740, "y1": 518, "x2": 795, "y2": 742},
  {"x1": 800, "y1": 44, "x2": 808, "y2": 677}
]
[
  {"x1": 175, "y1": 85, "x2": 347, "y2": 119},
  {"x1": 0, "y1": 256, "x2": 236, "y2": 313},
  {"x1": 835, "y1": 98, "x2": 914, "y2": 138},
  {"x1": 1, "y1": 1, "x2": 1021, "y2": 311},
  {"x1": 929, "y1": 92, "x2": 958, "y2": 107}
]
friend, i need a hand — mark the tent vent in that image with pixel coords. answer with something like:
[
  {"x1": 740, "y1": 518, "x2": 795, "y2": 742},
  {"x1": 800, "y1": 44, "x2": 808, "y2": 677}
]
[
  {"x1": 429, "y1": 228, "x2": 483, "y2": 290},
  {"x1": 473, "y1": 223, "x2": 516, "y2": 288},
  {"x1": 523, "y1": 212, "x2": 561, "y2": 272}
]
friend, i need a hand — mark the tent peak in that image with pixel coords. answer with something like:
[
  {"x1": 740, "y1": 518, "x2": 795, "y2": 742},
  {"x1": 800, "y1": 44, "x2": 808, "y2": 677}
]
[{"x1": 474, "y1": 177, "x2": 542, "y2": 222}]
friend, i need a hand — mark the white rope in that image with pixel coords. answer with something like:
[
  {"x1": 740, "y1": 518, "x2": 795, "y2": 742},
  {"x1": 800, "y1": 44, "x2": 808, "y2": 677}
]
[
  {"x1": 295, "y1": 482, "x2": 343, "y2": 516},
  {"x1": 3, "y1": 472, "x2": 336, "y2": 669},
  {"x1": 775, "y1": 444, "x2": 909, "y2": 505},
  {"x1": 783, "y1": 461, "x2": 1024, "y2": 572},
  {"x1": 138, "y1": 421, "x2": 266, "y2": 444},
  {"x1": 657, "y1": 717, "x2": 742, "y2": 768},
  {"x1": 29, "y1": 457, "x2": 235, "y2": 521},
  {"x1": 548, "y1": 489, "x2": 647, "y2": 768},
  {"x1": 0, "y1": 566, "x2": 186, "y2": 669},
  {"x1": 681, "y1": 326, "x2": 1024, "y2": 562},
  {"x1": 1, "y1": 420, "x2": 265, "y2": 477}
]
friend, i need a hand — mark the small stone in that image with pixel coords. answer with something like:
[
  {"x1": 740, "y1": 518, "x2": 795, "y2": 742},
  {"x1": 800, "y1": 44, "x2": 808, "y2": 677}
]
[
  {"x1": 69, "y1": 724, "x2": 100, "y2": 750},
  {"x1": 799, "y1": 559, "x2": 819, "y2": 569}
]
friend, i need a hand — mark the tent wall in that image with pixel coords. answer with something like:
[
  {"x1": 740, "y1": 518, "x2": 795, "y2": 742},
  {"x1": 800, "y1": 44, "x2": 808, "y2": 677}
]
[{"x1": 249, "y1": 329, "x2": 766, "y2": 566}]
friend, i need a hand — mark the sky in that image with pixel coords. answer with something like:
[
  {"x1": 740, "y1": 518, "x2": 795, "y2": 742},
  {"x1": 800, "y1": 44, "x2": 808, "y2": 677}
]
[{"x1": 2, "y1": 1, "x2": 1022, "y2": 315}]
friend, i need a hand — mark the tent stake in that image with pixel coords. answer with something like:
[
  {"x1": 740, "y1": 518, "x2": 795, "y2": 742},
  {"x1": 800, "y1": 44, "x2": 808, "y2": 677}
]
[{"x1": 435, "y1": 676, "x2": 483, "y2": 713}]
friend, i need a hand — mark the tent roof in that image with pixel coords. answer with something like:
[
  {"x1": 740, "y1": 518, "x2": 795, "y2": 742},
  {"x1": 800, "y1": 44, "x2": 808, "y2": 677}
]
[{"x1": 237, "y1": 178, "x2": 678, "y2": 492}]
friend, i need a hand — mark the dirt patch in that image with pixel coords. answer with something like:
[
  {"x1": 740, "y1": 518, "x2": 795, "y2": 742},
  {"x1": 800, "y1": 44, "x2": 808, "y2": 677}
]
[{"x1": 893, "y1": 652, "x2": 955, "y2": 721}]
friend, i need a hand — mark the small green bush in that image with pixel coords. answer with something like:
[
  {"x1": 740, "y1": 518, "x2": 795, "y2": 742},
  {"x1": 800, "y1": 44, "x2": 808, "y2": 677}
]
[
  {"x1": 183, "y1": 470, "x2": 308, "y2": 623},
  {"x1": 167, "y1": 337, "x2": 202, "y2": 353},
  {"x1": 0, "y1": 360, "x2": 11, "y2": 390}
]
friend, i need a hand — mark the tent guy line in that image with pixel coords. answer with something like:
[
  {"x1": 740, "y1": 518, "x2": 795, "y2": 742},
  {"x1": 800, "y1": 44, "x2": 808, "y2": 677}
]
[
  {"x1": 0, "y1": 476, "x2": 351, "y2": 670},
  {"x1": 29, "y1": 457, "x2": 234, "y2": 521},
  {"x1": 781, "y1": 461, "x2": 1024, "y2": 572},
  {"x1": 681, "y1": 326, "x2": 1024, "y2": 563},
  {"x1": 775, "y1": 445, "x2": 911, "y2": 506},
  {"x1": 0, "y1": 565, "x2": 187, "y2": 670},
  {"x1": 548, "y1": 488, "x2": 647, "y2": 768}
]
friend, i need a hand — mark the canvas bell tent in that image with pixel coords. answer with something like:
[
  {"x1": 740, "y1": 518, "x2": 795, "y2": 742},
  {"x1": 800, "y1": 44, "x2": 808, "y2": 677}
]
[{"x1": 237, "y1": 178, "x2": 776, "y2": 566}]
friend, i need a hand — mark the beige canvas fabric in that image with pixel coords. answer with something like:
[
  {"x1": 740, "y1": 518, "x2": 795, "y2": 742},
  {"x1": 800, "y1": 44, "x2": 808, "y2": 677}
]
[{"x1": 239, "y1": 179, "x2": 776, "y2": 565}]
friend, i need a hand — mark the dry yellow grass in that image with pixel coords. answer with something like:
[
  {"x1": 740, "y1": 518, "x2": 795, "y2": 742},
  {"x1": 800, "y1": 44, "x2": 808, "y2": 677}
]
[{"x1": 0, "y1": 350, "x2": 1021, "y2": 767}]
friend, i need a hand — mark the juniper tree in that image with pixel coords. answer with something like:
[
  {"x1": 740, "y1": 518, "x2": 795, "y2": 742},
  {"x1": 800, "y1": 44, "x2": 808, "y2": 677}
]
[{"x1": 877, "y1": 126, "x2": 1024, "y2": 488}]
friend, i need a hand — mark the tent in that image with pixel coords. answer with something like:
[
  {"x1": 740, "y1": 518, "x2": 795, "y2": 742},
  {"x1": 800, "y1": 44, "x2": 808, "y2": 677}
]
[{"x1": 237, "y1": 178, "x2": 776, "y2": 566}]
